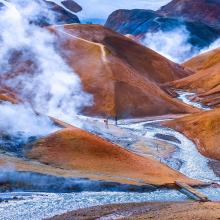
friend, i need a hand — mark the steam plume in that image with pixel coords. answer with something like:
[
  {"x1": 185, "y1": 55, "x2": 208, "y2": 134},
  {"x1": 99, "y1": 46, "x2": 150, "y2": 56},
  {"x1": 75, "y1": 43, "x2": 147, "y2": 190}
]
[
  {"x1": 0, "y1": 0, "x2": 92, "y2": 138},
  {"x1": 142, "y1": 27, "x2": 199, "y2": 63},
  {"x1": 142, "y1": 27, "x2": 220, "y2": 63}
]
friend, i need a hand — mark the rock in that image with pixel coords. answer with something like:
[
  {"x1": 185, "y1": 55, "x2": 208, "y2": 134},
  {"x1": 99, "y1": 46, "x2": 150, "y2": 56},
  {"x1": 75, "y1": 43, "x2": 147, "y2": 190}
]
[
  {"x1": 154, "y1": 133, "x2": 181, "y2": 144},
  {"x1": 61, "y1": 0, "x2": 82, "y2": 13}
]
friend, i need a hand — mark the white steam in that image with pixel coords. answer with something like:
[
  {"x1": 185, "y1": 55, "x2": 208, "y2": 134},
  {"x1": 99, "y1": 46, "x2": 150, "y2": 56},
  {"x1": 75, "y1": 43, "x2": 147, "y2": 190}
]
[
  {"x1": 142, "y1": 27, "x2": 220, "y2": 63},
  {"x1": 0, "y1": 103, "x2": 58, "y2": 137},
  {"x1": 142, "y1": 28, "x2": 198, "y2": 63},
  {"x1": 200, "y1": 38, "x2": 220, "y2": 54},
  {"x1": 0, "y1": 0, "x2": 92, "y2": 138}
]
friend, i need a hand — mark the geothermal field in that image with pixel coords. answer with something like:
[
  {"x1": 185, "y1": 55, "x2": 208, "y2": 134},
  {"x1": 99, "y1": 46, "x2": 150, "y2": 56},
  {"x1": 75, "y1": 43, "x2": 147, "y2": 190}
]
[{"x1": 0, "y1": 0, "x2": 220, "y2": 219}]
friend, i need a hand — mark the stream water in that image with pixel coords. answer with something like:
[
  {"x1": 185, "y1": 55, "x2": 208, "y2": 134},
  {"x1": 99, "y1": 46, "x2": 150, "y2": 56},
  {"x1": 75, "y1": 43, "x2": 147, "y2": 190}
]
[
  {"x1": 0, "y1": 90, "x2": 219, "y2": 220},
  {"x1": 176, "y1": 90, "x2": 211, "y2": 110}
]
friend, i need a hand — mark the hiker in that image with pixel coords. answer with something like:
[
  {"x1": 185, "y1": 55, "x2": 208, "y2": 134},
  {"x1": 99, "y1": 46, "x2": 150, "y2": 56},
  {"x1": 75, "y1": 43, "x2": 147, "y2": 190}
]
[
  {"x1": 115, "y1": 116, "x2": 118, "y2": 126},
  {"x1": 104, "y1": 118, "x2": 109, "y2": 129}
]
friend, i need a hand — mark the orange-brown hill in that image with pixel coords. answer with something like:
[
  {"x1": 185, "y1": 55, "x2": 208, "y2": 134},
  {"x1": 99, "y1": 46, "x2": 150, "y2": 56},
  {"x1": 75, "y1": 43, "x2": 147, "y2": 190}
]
[
  {"x1": 1, "y1": 24, "x2": 197, "y2": 118},
  {"x1": 49, "y1": 24, "x2": 196, "y2": 118},
  {"x1": 169, "y1": 48, "x2": 220, "y2": 108},
  {"x1": 54, "y1": 24, "x2": 192, "y2": 84},
  {"x1": 26, "y1": 127, "x2": 200, "y2": 186},
  {"x1": 163, "y1": 108, "x2": 220, "y2": 160}
]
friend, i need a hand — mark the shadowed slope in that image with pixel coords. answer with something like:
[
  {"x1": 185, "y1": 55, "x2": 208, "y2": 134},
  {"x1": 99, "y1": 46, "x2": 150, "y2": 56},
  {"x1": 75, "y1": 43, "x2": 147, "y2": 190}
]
[
  {"x1": 50, "y1": 24, "x2": 197, "y2": 118},
  {"x1": 0, "y1": 24, "x2": 197, "y2": 119}
]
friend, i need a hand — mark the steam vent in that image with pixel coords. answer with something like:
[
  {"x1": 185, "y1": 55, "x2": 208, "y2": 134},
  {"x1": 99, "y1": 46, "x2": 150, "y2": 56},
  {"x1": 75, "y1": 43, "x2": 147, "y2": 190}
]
[{"x1": 0, "y1": 0, "x2": 220, "y2": 219}]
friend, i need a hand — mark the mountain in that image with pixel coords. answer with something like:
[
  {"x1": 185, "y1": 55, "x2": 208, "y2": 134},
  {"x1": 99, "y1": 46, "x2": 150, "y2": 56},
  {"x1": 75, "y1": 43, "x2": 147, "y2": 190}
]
[
  {"x1": 105, "y1": 3, "x2": 220, "y2": 49},
  {"x1": 26, "y1": 127, "x2": 200, "y2": 186},
  {"x1": 51, "y1": 24, "x2": 197, "y2": 118},
  {"x1": 163, "y1": 108, "x2": 220, "y2": 160},
  {"x1": 158, "y1": 0, "x2": 220, "y2": 30},
  {"x1": 1, "y1": 24, "x2": 198, "y2": 119},
  {"x1": 169, "y1": 48, "x2": 220, "y2": 108}
]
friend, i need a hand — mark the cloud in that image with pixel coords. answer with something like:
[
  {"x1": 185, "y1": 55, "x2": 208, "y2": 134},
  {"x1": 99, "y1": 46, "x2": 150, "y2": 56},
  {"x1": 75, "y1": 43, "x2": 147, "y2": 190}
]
[{"x1": 142, "y1": 26, "x2": 220, "y2": 63}]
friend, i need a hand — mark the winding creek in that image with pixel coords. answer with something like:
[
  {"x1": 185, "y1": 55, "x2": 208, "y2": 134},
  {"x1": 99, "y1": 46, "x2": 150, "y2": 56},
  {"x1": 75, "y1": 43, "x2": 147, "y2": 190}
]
[{"x1": 0, "y1": 90, "x2": 220, "y2": 220}]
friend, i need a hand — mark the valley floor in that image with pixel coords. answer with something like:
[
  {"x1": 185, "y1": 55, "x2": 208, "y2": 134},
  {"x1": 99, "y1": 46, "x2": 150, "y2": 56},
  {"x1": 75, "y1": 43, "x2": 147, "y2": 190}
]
[{"x1": 1, "y1": 91, "x2": 220, "y2": 220}]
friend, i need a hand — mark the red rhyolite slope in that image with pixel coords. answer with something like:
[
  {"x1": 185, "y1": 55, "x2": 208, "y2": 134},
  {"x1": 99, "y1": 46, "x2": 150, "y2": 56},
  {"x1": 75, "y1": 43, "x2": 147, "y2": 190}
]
[
  {"x1": 52, "y1": 24, "x2": 197, "y2": 118},
  {"x1": 26, "y1": 127, "x2": 201, "y2": 186},
  {"x1": 1, "y1": 24, "x2": 198, "y2": 119},
  {"x1": 169, "y1": 48, "x2": 220, "y2": 108}
]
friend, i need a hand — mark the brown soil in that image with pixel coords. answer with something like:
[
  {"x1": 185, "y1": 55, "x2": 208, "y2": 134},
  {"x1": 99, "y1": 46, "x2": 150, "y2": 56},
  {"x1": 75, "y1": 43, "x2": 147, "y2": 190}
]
[{"x1": 47, "y1": 201, "x2": 220, "y2": 220}]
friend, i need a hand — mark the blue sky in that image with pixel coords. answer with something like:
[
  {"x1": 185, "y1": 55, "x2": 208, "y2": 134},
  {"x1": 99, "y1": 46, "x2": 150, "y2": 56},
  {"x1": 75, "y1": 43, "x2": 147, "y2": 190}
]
[{"x1": 75, "y1": 0, "x2": 171, "y2": 19}]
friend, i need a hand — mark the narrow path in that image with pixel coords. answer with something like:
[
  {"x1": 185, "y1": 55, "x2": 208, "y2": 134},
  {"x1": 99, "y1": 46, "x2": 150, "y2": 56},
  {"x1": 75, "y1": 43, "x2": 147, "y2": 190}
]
[{"x1": 53, "y1": 26, "x2": 108, "y2": 63}]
